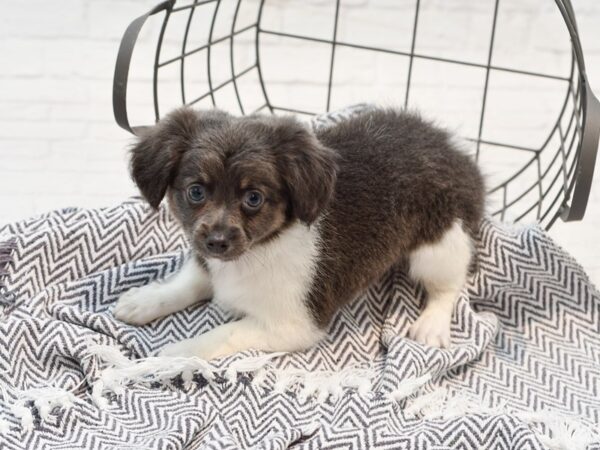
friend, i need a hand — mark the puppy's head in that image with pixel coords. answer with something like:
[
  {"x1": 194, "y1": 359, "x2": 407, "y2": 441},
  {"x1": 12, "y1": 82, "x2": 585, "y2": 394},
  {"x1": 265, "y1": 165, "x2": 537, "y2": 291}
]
[{"x1": 130, "y1": 107, "x2": 337, "y2": 260}]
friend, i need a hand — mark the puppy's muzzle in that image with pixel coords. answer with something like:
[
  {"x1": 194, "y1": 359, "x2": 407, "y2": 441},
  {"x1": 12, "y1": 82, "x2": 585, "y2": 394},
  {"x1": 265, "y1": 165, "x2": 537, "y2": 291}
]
[
  {"x1": 205, "y1": 231, "x2": 230, "y2": 254},
  {"x1": 199, "y1": 226, "x2": 244, "y2": 258}
]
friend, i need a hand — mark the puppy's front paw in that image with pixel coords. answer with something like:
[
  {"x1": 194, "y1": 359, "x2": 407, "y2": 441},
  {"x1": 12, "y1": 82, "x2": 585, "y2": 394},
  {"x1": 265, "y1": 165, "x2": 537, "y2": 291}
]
[
  {"x1": 408, "y1": 308, "x2": 451, "y2": 348},
  {"x1": 114, "y1": 283, "x2": 166, "y2": 325}
]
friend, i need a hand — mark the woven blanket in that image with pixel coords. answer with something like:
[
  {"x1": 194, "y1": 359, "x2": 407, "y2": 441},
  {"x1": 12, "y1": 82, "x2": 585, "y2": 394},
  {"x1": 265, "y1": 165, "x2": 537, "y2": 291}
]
[
  {"x1": 1, "y1": 114, "x2": 600, "y2": 449},
  {"x1": 1, "y1": 198, "x2": 600, "y2": 449}
]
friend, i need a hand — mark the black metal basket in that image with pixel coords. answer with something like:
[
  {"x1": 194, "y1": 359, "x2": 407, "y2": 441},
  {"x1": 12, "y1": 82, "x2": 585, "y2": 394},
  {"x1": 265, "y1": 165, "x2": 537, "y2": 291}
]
[{"x1": 113, "y1": 0, "x2": 600, "y2": 230}]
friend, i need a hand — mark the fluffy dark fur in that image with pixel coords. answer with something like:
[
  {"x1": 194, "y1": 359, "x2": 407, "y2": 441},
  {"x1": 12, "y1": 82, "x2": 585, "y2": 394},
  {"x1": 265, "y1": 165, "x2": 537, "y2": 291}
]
[
  {"x1": 129, "y1": 106, "x2": 484, "y2": 328},
  {"x1": 309, "y1": 110, "x2": 484, "y2": 325}
]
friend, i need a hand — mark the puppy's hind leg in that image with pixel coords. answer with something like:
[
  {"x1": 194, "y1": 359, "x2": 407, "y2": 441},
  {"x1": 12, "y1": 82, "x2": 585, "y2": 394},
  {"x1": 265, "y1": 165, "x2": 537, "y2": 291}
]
[{"x1": 407, "y1": 220, "x2": 472, "y2": 348}]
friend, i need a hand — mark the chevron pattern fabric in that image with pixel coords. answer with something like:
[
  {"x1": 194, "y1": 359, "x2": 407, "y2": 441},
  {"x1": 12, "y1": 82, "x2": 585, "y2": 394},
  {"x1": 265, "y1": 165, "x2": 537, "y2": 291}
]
[{"x1": 1, "y1": 111, "x2": 599, "y2": 449}]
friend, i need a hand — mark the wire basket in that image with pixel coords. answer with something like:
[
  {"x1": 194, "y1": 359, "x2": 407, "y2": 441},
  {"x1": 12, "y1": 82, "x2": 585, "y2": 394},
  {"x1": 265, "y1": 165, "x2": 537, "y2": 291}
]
[{"x1": 113, "y1": 0, "x2": 600, "y2": 230}]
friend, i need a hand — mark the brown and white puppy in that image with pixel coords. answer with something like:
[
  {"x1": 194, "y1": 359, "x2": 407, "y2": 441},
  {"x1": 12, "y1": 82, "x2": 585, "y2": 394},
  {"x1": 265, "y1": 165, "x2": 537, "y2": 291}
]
[{"x1": 114, "y1": 107, "x2": 485, "y2": 359}]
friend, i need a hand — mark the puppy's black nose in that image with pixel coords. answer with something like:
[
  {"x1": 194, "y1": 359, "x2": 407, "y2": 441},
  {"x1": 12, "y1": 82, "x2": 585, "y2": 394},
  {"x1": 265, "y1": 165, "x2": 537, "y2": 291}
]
[{"x1": 205, "y1": 233, "x2": 230, "y2": 254}]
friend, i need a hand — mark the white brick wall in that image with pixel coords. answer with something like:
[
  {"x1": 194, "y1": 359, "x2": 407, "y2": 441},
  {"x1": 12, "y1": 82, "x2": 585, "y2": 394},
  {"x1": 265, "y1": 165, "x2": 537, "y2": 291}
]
[{"x1": 1, "y1": 0, "x2": 599, "y2": 283}]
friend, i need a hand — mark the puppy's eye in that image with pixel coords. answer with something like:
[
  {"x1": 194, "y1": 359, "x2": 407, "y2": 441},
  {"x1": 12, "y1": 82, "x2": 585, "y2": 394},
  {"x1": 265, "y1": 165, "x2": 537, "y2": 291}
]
[
  {"x1": 187, "y1": 184, "x2": 207, "y2": 204},
  {"x1": 243, "y1": 190, "x2": 264, "y2": 209}
]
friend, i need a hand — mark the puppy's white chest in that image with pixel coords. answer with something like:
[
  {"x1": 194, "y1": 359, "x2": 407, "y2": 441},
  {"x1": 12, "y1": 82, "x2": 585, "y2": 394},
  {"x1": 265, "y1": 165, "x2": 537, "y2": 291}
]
[
  {"x1": 208, "y1": 261, "x2": 268, "y2": 316},
  {"x1": 206, "y1": 222, "x2": 321, "y2": 322}
]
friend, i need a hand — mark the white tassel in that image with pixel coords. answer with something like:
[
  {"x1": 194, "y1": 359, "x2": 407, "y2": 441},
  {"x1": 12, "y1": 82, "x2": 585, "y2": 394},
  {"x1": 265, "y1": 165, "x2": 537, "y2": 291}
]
[
  {"x1": 298, "y1": 376, "x2": 321, "y2": 404},
  {"x1": 414, "y1": 391, "x2": 599, "y2": 450},
  {"x1": 341, "y1": 369, "x2": 373, "y2": 396},
  {"x1": 327, "y1": 383, "x2": 345, "y2": 403},
  {"x1": 0, "y1": 378, "x2": 77, "y2": 432},
  {"x1": 515, "y1": 410, "x2": 599, "y2": 450},
  {"x1": 536, "y1": 419, "x2": 597, "y2": 450},
  {"x1": 274, "y1": 366, "x2": 374, "y2": 403},
  {"x1": 34, "y1": 399, "x2": 51, "y2": 421},
  {"x1": 85, "y1": 344, "x2": 132, "y2": 368},
  {"x1": 224, "y1": 352, "x2": 285, "y2": 383},
  {"x1": 404, "y1": 387, "x2": 448, "y2": 418},
  {"x1": 274, "y1": 370, "x2": 304, "y2": 394},
  {"x1": 91, "y1": 381, "x2": 108, "y2": 410},
  {"x1": 251, "y1": 368, "x2": 269, "y2": 387},
  {"x1": 389, "y1": 373, "x2": 432, "y2": 402},
  {"x1": 0, "y1": 416, "x2": 10, "y2": 435},
  {"x1": 181, "y1": 370, "x2": 194, "y2": 389},
  {"x1": 11, "y1": 401, "x2": 33, "y2": 432}
]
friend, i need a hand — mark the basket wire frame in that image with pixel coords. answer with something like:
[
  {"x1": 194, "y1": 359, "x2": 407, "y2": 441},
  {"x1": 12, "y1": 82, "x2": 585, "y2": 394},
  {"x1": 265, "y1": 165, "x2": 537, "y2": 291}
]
[{"x1": 113, "y1": 0, "x2": 600, "y2": 231}]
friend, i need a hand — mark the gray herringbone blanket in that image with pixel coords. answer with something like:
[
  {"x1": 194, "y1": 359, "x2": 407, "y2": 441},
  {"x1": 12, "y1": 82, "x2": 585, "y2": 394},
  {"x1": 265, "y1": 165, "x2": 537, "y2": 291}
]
[{"x1": 1, "y1": 197, "x2": 599, "y2": 449}]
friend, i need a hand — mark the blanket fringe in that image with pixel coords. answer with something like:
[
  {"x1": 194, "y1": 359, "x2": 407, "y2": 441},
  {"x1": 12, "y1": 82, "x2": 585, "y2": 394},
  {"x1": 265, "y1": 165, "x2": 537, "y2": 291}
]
[
  {"x1": 0, "y1": 385, "x2": 77, "y2": 434},
  {"x1": 225, "y1": 352, "x2": 287, "y2": 383},
  {"x1": 3, "y1": 344, "x2": 599, "y2": 445},
  {"x1": 273, "y1": 366, "x2": 374, "y2": 404},
  {"x1": 0, "y1": 416, "x2": 9, "y2": 434},
  {"x1": 84, "y1": 345, "x2": 219, "y2": 408},
  {"x1": 516, "y1": 411, "x2": 600, "y2": 450},
  {"x1": 389, "y1": 374, "x2": 432, "y2": 402},
  {"x1": 84, "y1": 345, "x2": 375, "y2": 406},
  {"x1": 409, "y1": 387, "x2": 599, "y2": 450}
]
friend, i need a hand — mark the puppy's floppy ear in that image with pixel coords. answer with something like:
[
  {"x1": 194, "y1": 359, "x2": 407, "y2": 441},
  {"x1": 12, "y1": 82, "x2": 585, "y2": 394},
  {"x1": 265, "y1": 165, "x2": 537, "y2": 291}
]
[
  {"x1": 272, "y1": 117, "x2": 338, "y2": 224},
  {"x1": 129, "y1": 107, "x2": 220, "y2": 208},
  {"x1": 129, "y1": 107, "x2": 200, "y2": 208}
]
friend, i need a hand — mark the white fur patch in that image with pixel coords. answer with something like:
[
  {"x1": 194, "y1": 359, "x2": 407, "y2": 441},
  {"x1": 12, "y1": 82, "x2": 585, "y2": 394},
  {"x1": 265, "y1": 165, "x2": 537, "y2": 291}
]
[
  {"x1": 207, "y1": 222, "x2": 323, "y2": 341},
  {"x1": 114, "y1": 257, "x2": 212, "y2": 325},
  {"x1": 207, "y1": 222, "x2": 318, "y2": 320},
  {"x1": 155, "y1": 221, "x2": 325, "y2": 359},
  {"x1": 408, "y1": 220, "x2": 472, "y2": 348}
]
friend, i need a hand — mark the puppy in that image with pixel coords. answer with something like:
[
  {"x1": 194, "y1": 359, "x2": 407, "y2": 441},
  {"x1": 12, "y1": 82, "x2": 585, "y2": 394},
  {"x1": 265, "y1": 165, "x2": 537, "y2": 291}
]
[{"x1": 114, "y1": 107, "x2": 485, "y2": 359}]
